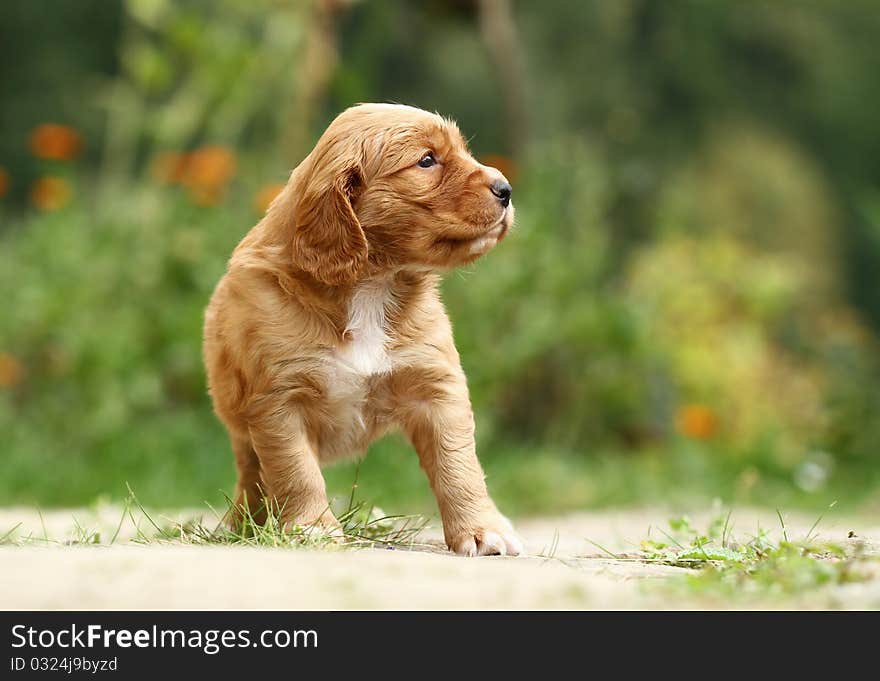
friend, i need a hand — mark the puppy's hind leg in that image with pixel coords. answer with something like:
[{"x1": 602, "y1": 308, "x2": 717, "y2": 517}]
[{"x1": 229, "y1": 434, "x2": 267, "y2": 530}]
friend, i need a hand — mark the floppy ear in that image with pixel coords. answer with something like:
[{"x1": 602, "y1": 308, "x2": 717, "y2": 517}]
[{"x1": 290, "y1": 162, "x2": 367, "y2": 286}]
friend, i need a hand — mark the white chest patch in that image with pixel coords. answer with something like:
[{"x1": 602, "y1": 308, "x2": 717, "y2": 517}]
[{"x1": 336, "y1": 278, "x2": 395, "y2": 376}]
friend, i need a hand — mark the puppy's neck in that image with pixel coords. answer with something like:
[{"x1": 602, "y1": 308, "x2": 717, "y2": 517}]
[
  {"x1": 279, "y1": 263, "x2": 435, "y2": 343},
  {"x1": 341, "y1": 269, "x2": 434, "y2": 339},
  {"x1": 343, "y1": 274, "x2": 395, "y2": 335}
]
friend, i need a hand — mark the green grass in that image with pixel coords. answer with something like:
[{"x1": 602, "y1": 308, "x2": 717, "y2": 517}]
[
  {"x1": 604, "y1": 507, "x2": 879, "y2": 601},
  {"x1": 0, "y1": 482, "x2": 432, "y2": 551}
]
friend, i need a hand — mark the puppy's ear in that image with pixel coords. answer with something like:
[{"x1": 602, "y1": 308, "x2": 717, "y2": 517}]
[{"x1": 290, "y1": 162, "x2": 367, "y2": 286}]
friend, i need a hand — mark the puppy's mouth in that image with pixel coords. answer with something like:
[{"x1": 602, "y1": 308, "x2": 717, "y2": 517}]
[{"x1": 438, "y1": 208, "x2": 512, "y2": 250}]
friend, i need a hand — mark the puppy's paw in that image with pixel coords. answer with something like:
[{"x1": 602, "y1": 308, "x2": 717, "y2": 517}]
[
  {"x1": 285, "y1": 509, "x2": 344, "y2": 543},
  {"x1": 446, "y1": 513, "x2": 523, "y2": 557}
]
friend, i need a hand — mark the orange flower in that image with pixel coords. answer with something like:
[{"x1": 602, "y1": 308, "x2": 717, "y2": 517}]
[
  {"x1": 29, "y1": 124, "x2": 83, "y2": 161},
  {"x1": 254, "y1": 182, "x2": 285, "y2": 214},
  {"x1": 675, "y1": 404, "x2": 718, "y2": 440},
  {"x1": 149, "y1": 146, "x2": 237, "y2": 205},
  {"x1": 0, "y1": 352, "x2": 24, "y2": 388},
  {"x1": 0, "y1": 167, "x2": 9, "y2": 198},
  {"x1": 30, "y1": 176, "x2": 72, "y2": 211},
  {"x1": 180, "y1": 146, "x2": 236, "y2": 189},
  {"x1": 150, "y1": 151, "x2": 190, "y2": 185},
  {"x1": 479, "y1": 154, "x2": 518, "y2": 184}
]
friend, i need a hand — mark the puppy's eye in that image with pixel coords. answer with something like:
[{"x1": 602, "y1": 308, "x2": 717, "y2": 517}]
[{"x1": 417, "y1": 153, "x2": 436, "y2": 168}]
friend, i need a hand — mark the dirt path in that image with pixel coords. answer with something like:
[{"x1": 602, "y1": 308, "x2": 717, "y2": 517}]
[{"x1": 1, "y1": 506, "x2": 877, "y2": 609}]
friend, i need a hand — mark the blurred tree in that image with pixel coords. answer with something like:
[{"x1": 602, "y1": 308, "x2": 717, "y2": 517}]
[
  {"x1": 282, "y1": 0, "x2": 358, "y2": 165},
  {"x1": 476, "y1": 0, "x2": 530, "y2": 158},
  {"x1": 517, "y1": 0, "x2": 880, "y2": 326}
]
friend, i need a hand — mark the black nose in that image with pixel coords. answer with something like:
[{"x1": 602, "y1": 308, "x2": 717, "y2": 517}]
[{"x1": 490, "y1": 179, "x2": 512, "y2": 207}]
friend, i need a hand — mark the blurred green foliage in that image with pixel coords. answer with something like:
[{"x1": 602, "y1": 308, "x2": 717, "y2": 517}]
[{"x1": 1, "y1": 0, "x2": 879, "y2": 513}]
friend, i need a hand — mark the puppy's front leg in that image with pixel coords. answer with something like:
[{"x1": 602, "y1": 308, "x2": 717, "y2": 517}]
[
  {"x1": 248, "y1": 410, "x2": 341, "y2": 537},
  {"x1": 401, "y1": 372, "x2": 523, "y2": 557}
]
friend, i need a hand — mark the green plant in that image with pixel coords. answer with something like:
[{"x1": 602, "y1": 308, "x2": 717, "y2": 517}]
[
  {"x1": 625, "y1": 507, "x2": 875, "y2": 598},
  {"x1": 0, "y1": 482, "x2": 431, "y2": 551}
]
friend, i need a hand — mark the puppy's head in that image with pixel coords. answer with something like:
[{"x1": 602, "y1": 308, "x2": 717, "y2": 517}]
[{"x1": 282, "y1": 103, "x2": 514, "y2": 285}]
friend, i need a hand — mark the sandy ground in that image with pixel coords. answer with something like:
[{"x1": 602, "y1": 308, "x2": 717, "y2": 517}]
[{"x1": 1, "y1": 506, "x2": 878, "y2": 609}]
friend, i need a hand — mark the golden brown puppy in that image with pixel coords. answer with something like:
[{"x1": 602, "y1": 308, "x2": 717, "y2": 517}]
[{"x1": 203, "y1": 103, "x2": 520, "y2": 556}]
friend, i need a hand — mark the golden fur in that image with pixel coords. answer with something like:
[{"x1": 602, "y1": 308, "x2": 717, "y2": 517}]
[{"x1": 203, "y1": 103, "x2": 520, "y2": 556}]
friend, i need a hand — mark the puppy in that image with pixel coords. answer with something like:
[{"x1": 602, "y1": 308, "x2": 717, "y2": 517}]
[{"x1": 203, "y1": 103, "x2": 521, "y2": 556}]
